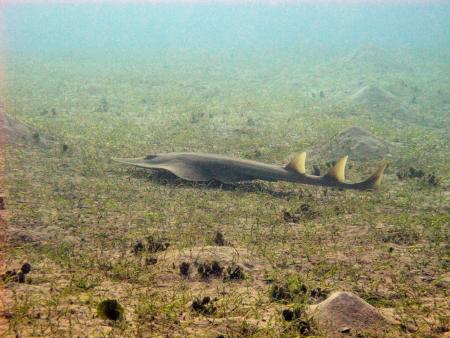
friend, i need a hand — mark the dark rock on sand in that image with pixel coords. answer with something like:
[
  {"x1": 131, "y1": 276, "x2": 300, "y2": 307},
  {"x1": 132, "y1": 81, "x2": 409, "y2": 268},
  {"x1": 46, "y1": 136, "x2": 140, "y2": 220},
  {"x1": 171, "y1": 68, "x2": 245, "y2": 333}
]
[
  {"x1": 179, "y1": 262, "x2": 191, "y2": 276},
  {"x1": 97, "y1": 299, "x2": 124, "y2": 321},
  {"x1": 214, "y1": 231, "x2": 226, "y2": 246},
  {"x1": 21, "y1": 263, "x2": 31, "y2": 274}
]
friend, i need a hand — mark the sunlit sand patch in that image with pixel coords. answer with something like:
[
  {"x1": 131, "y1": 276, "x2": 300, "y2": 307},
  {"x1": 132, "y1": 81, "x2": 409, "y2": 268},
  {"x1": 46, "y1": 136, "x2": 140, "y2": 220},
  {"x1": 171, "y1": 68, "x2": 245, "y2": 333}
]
[
  {"x1": 155, "y1": 245, "x2": 270, "y2": 286},
  {"x1": 153, "y1": 245, "x2": 279, "y2": 335}
]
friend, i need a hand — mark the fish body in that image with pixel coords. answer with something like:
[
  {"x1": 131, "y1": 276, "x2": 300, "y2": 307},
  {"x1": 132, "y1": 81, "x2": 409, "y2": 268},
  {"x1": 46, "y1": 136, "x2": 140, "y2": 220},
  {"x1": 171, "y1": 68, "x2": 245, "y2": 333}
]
[{"x1": 114, "y1": 152, "x2": 386, "y2": 191}]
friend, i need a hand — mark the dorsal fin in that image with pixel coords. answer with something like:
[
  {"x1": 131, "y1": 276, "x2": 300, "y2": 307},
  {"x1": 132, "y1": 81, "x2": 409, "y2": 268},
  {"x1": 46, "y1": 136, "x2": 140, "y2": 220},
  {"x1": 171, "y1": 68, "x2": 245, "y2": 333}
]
[
  {"x1": 326, "y1": 155, "x2": 348, "y2": 182},
  {"x1": 285, "y1": 152, "x2": 306, "y2": 174}
]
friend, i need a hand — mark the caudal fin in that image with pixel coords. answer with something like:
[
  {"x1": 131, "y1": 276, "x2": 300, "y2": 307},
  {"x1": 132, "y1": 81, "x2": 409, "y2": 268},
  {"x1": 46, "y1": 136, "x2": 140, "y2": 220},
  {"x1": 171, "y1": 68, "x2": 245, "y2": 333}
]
[{"x1": 360, "y1": 162, "x2": 388, "y2": 190}]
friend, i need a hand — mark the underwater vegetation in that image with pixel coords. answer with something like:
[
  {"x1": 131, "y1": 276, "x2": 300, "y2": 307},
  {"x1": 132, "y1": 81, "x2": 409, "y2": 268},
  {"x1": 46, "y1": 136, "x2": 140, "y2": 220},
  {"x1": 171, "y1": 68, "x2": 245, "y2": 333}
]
[{"x1": 0, "y1": 11, "x2": 449, "y2": 336}]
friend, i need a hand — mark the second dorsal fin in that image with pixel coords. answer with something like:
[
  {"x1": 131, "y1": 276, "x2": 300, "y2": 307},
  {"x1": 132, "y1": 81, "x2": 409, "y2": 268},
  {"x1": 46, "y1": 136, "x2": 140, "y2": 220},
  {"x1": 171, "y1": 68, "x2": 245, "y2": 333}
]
[{"x1": 325, "y1": 156, "x2": 348, "y2": 182}]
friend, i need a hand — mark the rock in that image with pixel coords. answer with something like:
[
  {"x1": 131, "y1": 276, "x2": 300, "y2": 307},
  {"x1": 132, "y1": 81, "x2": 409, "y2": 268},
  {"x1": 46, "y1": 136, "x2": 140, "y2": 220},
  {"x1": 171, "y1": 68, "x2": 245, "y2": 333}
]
[
  {"x1": 17, "y1": 271, "x2": 25, "y2": 283},
  {"x1": 21, "y1": 263, "x2": 31, "y2": 274},
  {"x1": 313, "y1": 127, "x2": 390, "y2": 161},
  {"x1": 309, "y1": 291, "x2": 390, "y2": 336},
  {"x1": 97, "y1": 299, "x2": 124, "y2": 321},
  {"x1": 214, "y1": 231, "x2": 226, "y2": 246},
  {"x1": 0, "y1": 112, "x2": 53, "y2": 147}
]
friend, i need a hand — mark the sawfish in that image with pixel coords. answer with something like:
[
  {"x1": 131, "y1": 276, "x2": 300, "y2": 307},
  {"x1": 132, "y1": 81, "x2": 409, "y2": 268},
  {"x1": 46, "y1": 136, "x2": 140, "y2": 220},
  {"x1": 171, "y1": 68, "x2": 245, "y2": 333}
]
[{"x1": 113, "y1": 152, "x2": 386, "y2": 190}]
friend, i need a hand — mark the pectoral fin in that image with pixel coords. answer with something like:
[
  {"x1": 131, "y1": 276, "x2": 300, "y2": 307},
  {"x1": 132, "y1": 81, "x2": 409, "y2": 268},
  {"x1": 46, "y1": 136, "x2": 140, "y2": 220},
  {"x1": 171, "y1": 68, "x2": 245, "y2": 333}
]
[{"x1": 113, "y1": 157, "x2": 213, "y2": 181}]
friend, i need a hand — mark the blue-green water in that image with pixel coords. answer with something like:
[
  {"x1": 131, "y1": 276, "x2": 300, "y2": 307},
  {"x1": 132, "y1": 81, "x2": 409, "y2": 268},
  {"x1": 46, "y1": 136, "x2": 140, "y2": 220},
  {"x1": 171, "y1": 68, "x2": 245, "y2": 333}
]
[{"x1": 4, "y1": 4, "x2": 450, "y2": 55}]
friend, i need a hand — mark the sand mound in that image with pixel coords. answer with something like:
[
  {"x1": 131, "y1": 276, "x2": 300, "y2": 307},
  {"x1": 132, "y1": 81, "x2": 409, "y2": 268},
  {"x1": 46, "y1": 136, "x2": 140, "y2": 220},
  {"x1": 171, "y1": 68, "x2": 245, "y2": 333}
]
[
  {"x1": 309, "y1": 291, "x2": 391, "y2": 336},
  {"x1": 346, "y1": 84, "x2": 413, "y2": 122},
  {"x1": 313, "y1": 127, "x2": 390, "y2": 161},
  {"x1": 349, "y1": 85, "x2": 398, "y2": 108},
  {"x1": 339, "y1": 44, "x2": 411, "y2": 74},
  {"x1": 0, "y1": 113, "x2": 53, "y2": 147}
]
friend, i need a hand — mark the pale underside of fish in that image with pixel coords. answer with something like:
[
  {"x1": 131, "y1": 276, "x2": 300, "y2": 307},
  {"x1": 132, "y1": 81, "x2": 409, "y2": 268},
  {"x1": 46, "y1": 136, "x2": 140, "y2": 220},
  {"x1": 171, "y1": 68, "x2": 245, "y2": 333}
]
[{"x1": 114, "y1": 152, "x2": 387, "y2": 190}]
